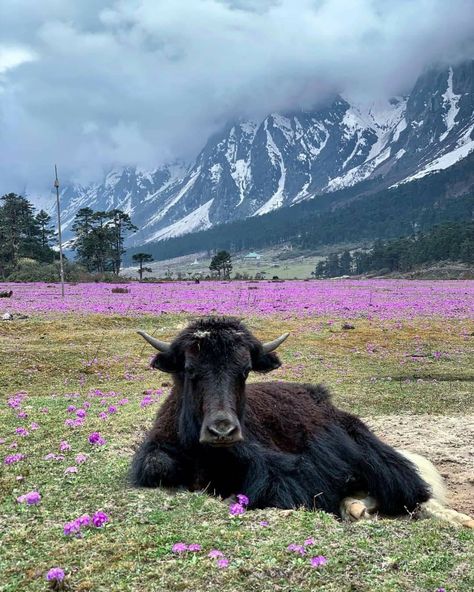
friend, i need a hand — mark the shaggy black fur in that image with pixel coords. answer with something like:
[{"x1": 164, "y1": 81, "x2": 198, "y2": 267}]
[{"x1": 131, "y1": 317, "x2": 430, "y2": 517}]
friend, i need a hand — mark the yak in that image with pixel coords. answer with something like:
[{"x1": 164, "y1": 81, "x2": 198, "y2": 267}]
[{"x1": 132, "y1": 316, "x2": 473, "y2": 528}]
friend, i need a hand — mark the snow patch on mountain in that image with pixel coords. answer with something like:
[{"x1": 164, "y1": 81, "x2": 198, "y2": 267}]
[
  {"x1": 440, "y1": 67, "x2": 461, "y2": 142},
  {"x1": 145, "y1": 199, "x2": 213, "y2": 242},
  {"x1": 400, "y1": 123, "x2": 474, "y2": 183}
]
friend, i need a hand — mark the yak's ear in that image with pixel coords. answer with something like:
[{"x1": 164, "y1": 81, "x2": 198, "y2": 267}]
[
  {"x1": 251, "y1": 349, "x2": 281, "y2": 373},
  {"x1": 151, "y1": 352, "x2": 179, "y2": 373}
]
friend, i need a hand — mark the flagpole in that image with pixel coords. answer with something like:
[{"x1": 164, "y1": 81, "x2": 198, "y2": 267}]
[{"x1": 54, "y1": 165, "x2": 65, "y2": 298}]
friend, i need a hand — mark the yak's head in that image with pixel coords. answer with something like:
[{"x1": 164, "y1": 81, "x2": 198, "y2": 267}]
[{"x1": 137, "y1": 317, "x2": 289, "y2": 448}]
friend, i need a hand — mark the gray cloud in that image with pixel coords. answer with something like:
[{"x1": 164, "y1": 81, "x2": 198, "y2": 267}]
[{"x1": 1, "y1": 0, "x2": 473, "y2": 203}]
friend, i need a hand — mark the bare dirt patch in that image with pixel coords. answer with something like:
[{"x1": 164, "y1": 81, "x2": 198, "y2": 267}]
[{"x1": 366, "y1": 414, "x2": 474, "y2": 516}]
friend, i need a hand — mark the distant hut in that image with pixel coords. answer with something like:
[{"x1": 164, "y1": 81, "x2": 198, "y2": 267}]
[{"x1": 244, "y1": 252, "x2": 261, "y2": 260}]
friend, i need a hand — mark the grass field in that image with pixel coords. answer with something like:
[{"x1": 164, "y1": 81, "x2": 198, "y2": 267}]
[{"x1": 1, "y1": 281, "x2": 473, "y2": 591}]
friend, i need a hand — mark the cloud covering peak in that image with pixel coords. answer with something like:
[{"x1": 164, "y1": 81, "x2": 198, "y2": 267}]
[{"x1": 1, "y1": 0, "x2": 473, "y2": 198}]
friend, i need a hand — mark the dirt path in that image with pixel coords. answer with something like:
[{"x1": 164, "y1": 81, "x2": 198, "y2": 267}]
[{"x1": 366, "y1": 414, "x2": 474, "y2": 516}]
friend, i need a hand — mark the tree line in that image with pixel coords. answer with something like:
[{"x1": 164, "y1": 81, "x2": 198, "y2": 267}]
[
  {"x1": 0, "y1": 193, "x2": 56, "y2": 279},
  {"x1": 314, "y1": 221, "x2": 474, "y2": 278},
  {"x1": 0, "y1": 193, "x2": 139, "y2": 281}
]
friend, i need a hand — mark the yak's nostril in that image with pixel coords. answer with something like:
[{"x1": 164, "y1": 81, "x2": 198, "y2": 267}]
[{"x1": 207, "y1": 421, "x2": 237, "y2": 438}]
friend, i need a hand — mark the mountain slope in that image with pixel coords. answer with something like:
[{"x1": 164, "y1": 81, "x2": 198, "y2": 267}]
[
  {"x1": 125, "y1": 150, "x2": 474, "y2": 263},
  {"x1": 57, "y1": 60, "x2": 474, "y2": 245}
]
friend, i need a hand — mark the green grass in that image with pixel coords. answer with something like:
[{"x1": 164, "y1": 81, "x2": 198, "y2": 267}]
[{"x1": 1, "y1": 314, "x2": 473, "y2": 591}]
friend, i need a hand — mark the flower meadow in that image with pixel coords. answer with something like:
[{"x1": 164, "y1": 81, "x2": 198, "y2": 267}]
[
  {"x1": 1, "y1": 279, "x2": 473, "y2": 319},
  {"x1": 1, "y1": 280, "x2": 473, "y2": 591}
]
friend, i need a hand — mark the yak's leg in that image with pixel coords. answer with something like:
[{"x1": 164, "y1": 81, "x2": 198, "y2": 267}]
[
  {"x1": 340, "y1": 494, "x2": 378, "y2": 522},
  {"x1": 130, "y1": 439, "x2": 188, "y2": 488}
]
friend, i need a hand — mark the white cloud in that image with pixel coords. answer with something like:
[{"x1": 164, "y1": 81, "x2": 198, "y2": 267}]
[
  {"x1": 0, "y1": 45, "x2": 36, "y2": 74},
  {"x1": 0, "y1": 0, "x2": 473, "y2": 199}
]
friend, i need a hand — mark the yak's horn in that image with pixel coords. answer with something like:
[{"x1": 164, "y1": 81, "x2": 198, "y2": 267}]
[
  {"x1": 137, "y1": 330, "x2": 171, "y2": 352},
  {"x1": 262, "y1": 332, "x2": 290, "y2": 353}
]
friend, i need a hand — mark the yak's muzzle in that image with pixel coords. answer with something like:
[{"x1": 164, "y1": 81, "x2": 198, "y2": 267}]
[{"x1": 199, "y1": 412, "x2": 243, "y2": 446}]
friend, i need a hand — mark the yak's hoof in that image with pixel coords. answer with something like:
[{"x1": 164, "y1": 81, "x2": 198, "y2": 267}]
[{"x1": 348, "y1": 501, "x2": 368, "y2": 521}]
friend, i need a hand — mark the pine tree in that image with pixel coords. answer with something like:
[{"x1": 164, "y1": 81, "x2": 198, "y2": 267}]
[
  {"x1": 36, "y1": 210, "x2": 54, "y2": 249},
  {"x1": 209, "y1": 250, "x2": 232, "y2": 278},
  {"x1": 108, "y1": 210, "x2": 138, "y2": 275},
  {"x1": 326, "y1": 253, "x2": 341, "y2": 277},
  {"x1": 339, "y1": 250, "x2": 352, "y2": 275},
  {"x1": 132, "y1": 253, "x2": 154, "y2": 280},
  {"x1": 72, "y1": 208, "x2": 96, "y2": 271}
]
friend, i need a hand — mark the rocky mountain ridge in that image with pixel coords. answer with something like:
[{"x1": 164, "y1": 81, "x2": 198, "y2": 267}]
[{"x1": 56, "y1": 60, "x2": 474, "y2": 246}]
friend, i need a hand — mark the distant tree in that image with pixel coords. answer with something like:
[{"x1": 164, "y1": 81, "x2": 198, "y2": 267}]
[
  {"x1": 71, "y1": 208, "x2": 136, "y2": 274},
  {"x1": 339, "y1": 250, "x2": 352, "y2": 275},
  {"x1": 132, "y1": 253, "x2": 154, "y2": 281},
  {"x1": 36, "y1": 210, "x2": 54, "y2": 249},
  {"x1": 209, "y1": 250, "x2": 232, "y2": 279},
  {"x1": 313, "y1": 260, "x2": 326, "y2": 278},
  {"x1": 326, "y1": 253, "x2": 341, "y2": 277},
  {"x1": 71, "y1": 208, "x2": 96, "y2": 271},
  {"x1": 108, "y1": 209, "x2": 138, "y2": 275}
]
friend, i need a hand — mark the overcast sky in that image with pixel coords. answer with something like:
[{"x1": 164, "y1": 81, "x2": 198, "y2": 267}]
[{"x1": 1, "y1": 0, "x2": 473, "y2": 202}]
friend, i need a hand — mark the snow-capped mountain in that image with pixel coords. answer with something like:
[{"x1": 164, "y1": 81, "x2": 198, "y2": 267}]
[{"x1": 57, "y1": 60, "x2": 474, "y2": 245}]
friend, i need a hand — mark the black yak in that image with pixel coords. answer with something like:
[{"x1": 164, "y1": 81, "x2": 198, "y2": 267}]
[{"x1": 132, "y1": 317, "x2": 473, "y2": 528}]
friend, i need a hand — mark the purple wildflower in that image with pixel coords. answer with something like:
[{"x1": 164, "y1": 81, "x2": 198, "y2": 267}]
[
  {"x1": 188, "y1": 543, "x2": 202, "y2": 552},
  {"x1": 78, "y1": 514, "x2": 91, "y2": 526},
  {"x1": 217, "y1": 558, "x2": 229, "y2": 568},
  {"x1": 92, "y1": 511, "x2": 109, "y2": 527},
  {"x1": 63, "y1": 520, "x2": 81, "y2": 536},
  {"x1": 17, "y1": 490, "x2": 41, "y2": 505},
  {"x1": 310, "y1": 555, "x2": 327, "y2": 567},
  {"x1": 108, "y1": 405, "x2": 117, "y2": 414},
  {"x1": 64, "y1": 466, "x2": 78, "y2": 474},
  {"x1": 229, "y1": 502, "x2": 245, "y2": 516},
  {"x1": 44, "y1": 453, "x2": 64, "y2": 461},
  {"x1": 208, "y1": 549, "x2": 224, "y2": 558},
  {"x1": 60, "y1": 441, "x2": 71, "y2": 452},
  {"x1": 258, "y1": 520, "x2": 269, "y2": 527},
  {"x1": 4, "y1": 453, "x2": 26, "y2": 465},
  {"x1": 64, "y1": 419, "x2": 75, "y2": 427},
  {"x1": 46, "y1": 567, "x2": 65, "y2": 582},
  {"x1": 15, "y1": 427, "x2": 29, "y2": 437},
  {"x1": 30, "y1": 422, "x2": 39, "y2": 430},
  {"x1": 17, "y1": 411, "x2": 28, "y2": 419},
  {"x1": 236, "y1": 493, "x2": 249, "y2": 506},
  {"x1": 88, "y1": 432, "x2": 105, "y2": 445},
  {"x1": 304, "y1": 538, "x2": 315, "y2": 546},
  {"x1": 172, "y1": 542, "x2": 188, "y2": 553},
  {"x1": 287, "y1": 544, "x2": 306, "y2": 555},
  {"x1": 98, "y1": 411, "x2": 108, "y2": 420},
  {"x1": 76, "y1": 408, "x2": 86, "y2": 418},
  {"x1": 75, "y1": 453, "x2": 88, "y2": 464}
]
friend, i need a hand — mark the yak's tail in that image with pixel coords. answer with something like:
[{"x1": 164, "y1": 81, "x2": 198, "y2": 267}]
[
  {"x1": 398, "y1": 450, "x2": 474, "y2": 529},
  {"x1": 341, "y1": 449, "x2": 474, "y2": 529},
  {"x1": 348, "y1": 423, "x2": 431, "y2": 515},
  {"x1": 418, "y1": 498, "x2": 474, "y2": 528}
]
